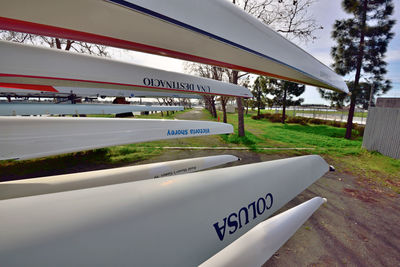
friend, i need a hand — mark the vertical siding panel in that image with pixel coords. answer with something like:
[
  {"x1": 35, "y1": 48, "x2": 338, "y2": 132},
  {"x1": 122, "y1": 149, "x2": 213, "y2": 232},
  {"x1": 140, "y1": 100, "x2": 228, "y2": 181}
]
[
  {"x1": 363, "y1": 107, "x2": 400, "y2": 159},
  {"x1": 394, "y1": 109, "x2": 400, "y2": 158}
]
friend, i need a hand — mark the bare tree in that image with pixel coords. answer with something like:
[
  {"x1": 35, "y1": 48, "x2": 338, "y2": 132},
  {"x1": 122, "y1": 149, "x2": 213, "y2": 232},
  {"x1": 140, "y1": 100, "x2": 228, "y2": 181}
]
[
  {"x1": 232, "y1": 0, "x2": 322, "y2": 42},
  {"x1": 218, "y1": 96, "x2": 230, "y2": 123},
  {"x1": 157, "y1": 97, "x2": 180, "y2": 116},
  {"x1": 1, "y1": 31, "x2": 109, "y2": 56},
  {"x1": 0, "y1": 31, "x2": 109, "y2": 56},
  {"x1": 1, "y1": 31, "x2": 110, "y2": 103},
  {"x1": 186, "y1": 0, "x2": 322, "y2": 136},
  {"x1": 184, "y1": 63, "x2": 228, "y2": 119}
]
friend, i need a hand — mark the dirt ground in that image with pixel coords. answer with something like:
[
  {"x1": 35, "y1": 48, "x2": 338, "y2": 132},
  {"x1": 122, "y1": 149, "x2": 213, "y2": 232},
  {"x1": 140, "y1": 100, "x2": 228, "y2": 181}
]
[
  {"x1": 172, "y1": 109, "x2": 400, "y2": 266},
  {"x1": 140, "y1": 147, "x2": 400, "y2": 266},
  {"x1": 263, "y1": 160, "x2": 400, "y2": 266}
]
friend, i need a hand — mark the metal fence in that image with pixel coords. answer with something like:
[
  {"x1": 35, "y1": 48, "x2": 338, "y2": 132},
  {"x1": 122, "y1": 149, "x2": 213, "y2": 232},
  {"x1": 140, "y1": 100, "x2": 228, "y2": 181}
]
[
  {"x1": 266, "y1": 106, "x2": 368, "y2": 125},
  {"x1": 362, "y1": 107, "x2": 400, "y2": 159}
]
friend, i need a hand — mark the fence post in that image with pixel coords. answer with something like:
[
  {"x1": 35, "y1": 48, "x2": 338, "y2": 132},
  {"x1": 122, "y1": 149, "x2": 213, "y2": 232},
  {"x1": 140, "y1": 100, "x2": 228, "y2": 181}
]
[{"x1": 361, "y1": 109, "x2": 364, "y2": 124}]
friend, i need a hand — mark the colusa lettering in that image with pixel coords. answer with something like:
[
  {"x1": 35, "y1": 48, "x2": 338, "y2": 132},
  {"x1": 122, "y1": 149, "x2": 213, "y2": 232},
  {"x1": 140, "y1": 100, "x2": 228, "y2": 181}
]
[
  {"x1": 213, "y1": 193, "x2": 273, "y2": 241},
  {"x1": 143, "y1": 78, "x2": 211, "y2": 93}
]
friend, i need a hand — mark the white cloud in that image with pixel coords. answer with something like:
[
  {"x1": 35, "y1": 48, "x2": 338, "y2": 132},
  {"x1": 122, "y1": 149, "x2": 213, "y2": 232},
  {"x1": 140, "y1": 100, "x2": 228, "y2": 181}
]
[
  {"x1": 108, "y1": 47, "x2": 186, "y2": 73},
  {"x1": 308, "y1": 51, "x2": 334, "y2": 67},
  {"x1": 385, "y1": 49, "x2": 400, "y2": 63}
]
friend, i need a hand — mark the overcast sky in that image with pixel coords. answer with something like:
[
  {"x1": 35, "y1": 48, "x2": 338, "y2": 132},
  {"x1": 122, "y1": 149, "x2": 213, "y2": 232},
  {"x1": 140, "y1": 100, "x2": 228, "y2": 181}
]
[{"x1": 112, "y1": 0, "x2": 400, "y2": 105}]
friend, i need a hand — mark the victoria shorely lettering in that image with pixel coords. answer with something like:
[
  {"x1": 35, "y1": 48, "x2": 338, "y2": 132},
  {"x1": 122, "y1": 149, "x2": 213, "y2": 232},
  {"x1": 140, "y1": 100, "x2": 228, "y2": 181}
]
[
  {"x1": 167, "y1": 128, "x2": 210, "y2": 136},
  {"x1": 143, "y1": 78, "x2": 211, "y2": 93},
  {"x1": 213, "y1": 193, "x2": 273, "y2": 241}
]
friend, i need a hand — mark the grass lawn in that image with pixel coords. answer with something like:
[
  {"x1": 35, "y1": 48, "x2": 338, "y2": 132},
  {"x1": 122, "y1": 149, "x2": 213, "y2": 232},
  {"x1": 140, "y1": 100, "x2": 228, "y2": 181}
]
[
  {"x1": 215, "y1": 109, "x2": 399, "y2": 193},
  {"x1": 1, "y1": 108, "x2": 399, "y2": 194},
  {"x1": 217, "y1": 110, "x2": 363, "y2": 155}
]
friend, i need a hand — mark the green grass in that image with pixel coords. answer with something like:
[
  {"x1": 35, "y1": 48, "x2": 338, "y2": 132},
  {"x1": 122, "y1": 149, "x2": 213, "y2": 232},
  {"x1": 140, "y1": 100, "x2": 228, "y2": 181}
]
[
  {"x1": 0, "y1": 146, "x2": 163, "y2": 181},
  {"x1": 1, "y1": 108, "x2": 398, "y2": 194},
  {"x1": 215, "y1": 110, "x2": 362, "y2": 155},
  {"x1": 0, "y1": 108, "x2": 199, "y2": 181},
  {"x1": 217, "y1": 109, "x2": 399, "y2": 193},
  {"x1": 331, "y1": 150, "x2": 400, "y2": 194}
]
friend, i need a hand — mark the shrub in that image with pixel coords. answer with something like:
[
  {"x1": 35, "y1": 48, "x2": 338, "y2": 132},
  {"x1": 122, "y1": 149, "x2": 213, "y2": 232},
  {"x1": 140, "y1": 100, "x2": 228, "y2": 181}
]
[
  {"x1": 309, "y1": 118, "x2": 324, "y2": 125},
  {"x1": 268, "y1": 113, "x2": 285, "y2": 123},
  {"x1": 329, "y1": 120, "x2": 342, "y2": 128},
  {"x1": 354, "y1": 124, "x2": 365, "y2": 137},
  {"x1": 286, "y1": 116, "x2": 309, "y2": 125},
  {"x1": 262, "y1": 113, "x2": 272, "y2": 119},
  {"x1": 251, "y1": 113, "x2": 272, "y2": 120}
]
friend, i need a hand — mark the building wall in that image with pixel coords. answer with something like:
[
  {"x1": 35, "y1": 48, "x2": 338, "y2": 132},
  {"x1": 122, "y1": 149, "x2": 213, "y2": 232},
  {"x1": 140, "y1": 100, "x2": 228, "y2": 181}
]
[
  {"x1": 376, "y1": 97, "x2": 400, "y2": 108},
  {"x1": 362, "y1": 107, "x2": 400, "y2": 159}
]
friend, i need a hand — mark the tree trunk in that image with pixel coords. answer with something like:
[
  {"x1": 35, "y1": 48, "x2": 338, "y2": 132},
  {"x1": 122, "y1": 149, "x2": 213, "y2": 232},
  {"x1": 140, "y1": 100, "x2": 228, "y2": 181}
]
[
  {"x1": 345, "y1": 0, "x2": 367, "y2": 139},
  {"x1": 222, "y1": 101, "x2": 227, "y2": 123},
  {"x1": 221, "y1": 97, "x2": 228, "y2": 123},
  {"x1": 232, "y1": 70, "x2": 245, "y2": 137},
  {"x1": 55, "y1": 38, "x2": 62, "y2": 49},
  {"x1": 346, "y1": 95, "x2": 356, "y2": 138},
  {"x1": 204, "y1": 96, "x2": 217, "y2": 118},
  {"x1": 282, "y1": 88, "x2": 287, "y2": 124},
  {"x1": 236, "y1": 97, "x2": 245, "y2": 136},
  {"x1": 65, "y1": 40, "x2": 72, "y2": 51},
  {"x1": 210, "y1": 97, "x2": 217, "y2": 118}
]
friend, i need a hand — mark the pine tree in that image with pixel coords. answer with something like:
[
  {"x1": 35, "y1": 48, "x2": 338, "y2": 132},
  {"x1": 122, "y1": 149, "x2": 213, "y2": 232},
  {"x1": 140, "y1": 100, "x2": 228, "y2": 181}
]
[
  {"x1": 266, "y1": 79, "x2": 305, "y2": 123},
  {"x1": 252, "y1": 76, "x2": 268, "y2": 116},
  {"x1": 330, "y1": 0, "x2": 395, "y2": 139}
]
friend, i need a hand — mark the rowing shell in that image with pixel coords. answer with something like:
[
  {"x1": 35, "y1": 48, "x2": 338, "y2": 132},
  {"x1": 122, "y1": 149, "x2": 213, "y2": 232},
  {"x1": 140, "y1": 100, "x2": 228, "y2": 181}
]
[
  {"x1": 0, "y1": 103, "x2": 184, "y2": 116},
  {"x1": 0, "y1": 41, "x2": 252, "y2": 98},
  {"x1": 0, "y1": 155, "x2": 239, "y2": 200},
  {"x1": 0, "y1": 85, "x2": 202, "y2": 99},
  {"x1": 0, "y1": 116, "x2": 233, "y2": 160},
  {"x1": 200, "y1": 197, "x2": 327, "y2": 266},
  {"x1": 0, "y1": 0, "x2": 348, "y2": 93},
  {"x1": 0, "y1": 155, "x2": 329, "y2": 267}
]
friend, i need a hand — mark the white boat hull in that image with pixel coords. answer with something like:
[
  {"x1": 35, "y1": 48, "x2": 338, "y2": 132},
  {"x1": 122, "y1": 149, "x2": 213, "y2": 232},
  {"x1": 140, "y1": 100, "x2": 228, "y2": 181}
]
[
  {"x1": 0, "y1": 41, "x2": 252, "y2": 98},
  {"x1": 200, "y1": 197, "x2": 327, "y2": 267},
  {"x1": 0, "y1": 155, "x2": 329, "y2": 267},
  {"x1": 0, "y1": 116, "x2": 233, "y2": 160},
  {"x1": 0, "y1": 85, "x2": 201, "y2": 98},
  {"x1": 0, "y1": 103, "x2": 184, "y2": 116},
  {"x1": 0, "y1": 155, "x2": 239, "y2": 200},
  {"x1": 0, "y1": 0, "x2": 348, "y2": 93}
]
